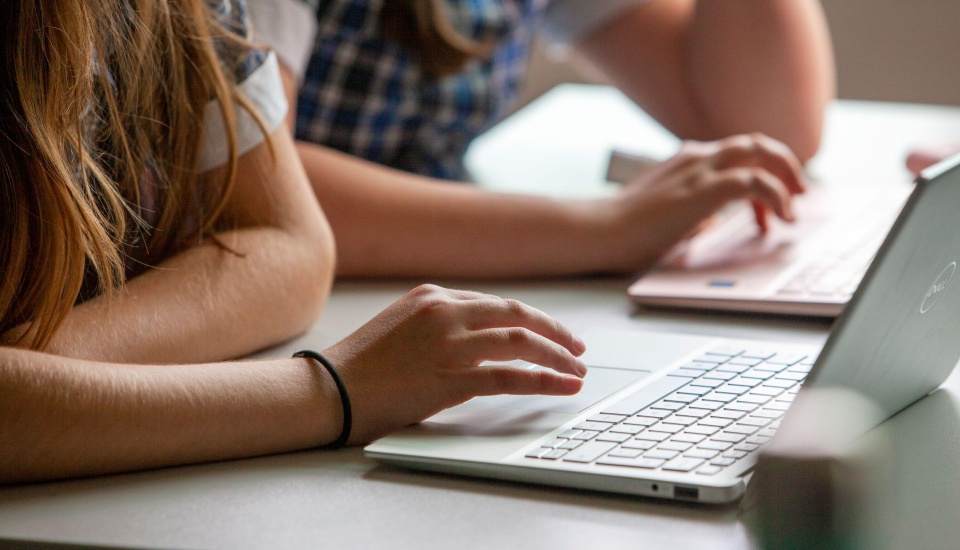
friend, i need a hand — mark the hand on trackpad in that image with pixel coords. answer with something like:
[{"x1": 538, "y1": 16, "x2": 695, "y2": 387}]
[{"x1": 469, "y1": 366, "x2": 651, "y2": 414}]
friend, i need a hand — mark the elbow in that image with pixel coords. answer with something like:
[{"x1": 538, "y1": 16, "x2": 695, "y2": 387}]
[
  {"x1": 288, "y1": 216, "x2": 337, "y2": 334},
  {"x1": 789, "y1": 120, "x2": 825, "y2": 165}
]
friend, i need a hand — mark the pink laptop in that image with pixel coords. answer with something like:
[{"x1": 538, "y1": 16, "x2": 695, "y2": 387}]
[{"x1": 627, "y1": 183, "x2": 912, "y2": 317}]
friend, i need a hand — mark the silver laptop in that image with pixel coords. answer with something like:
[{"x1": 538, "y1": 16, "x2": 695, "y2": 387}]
[
  {"x1": 626, "y1": 182, "x2": 912, "y2": 317},
  {"x1": 365, "y1": 156, "x2": 960, "y2": 504}
]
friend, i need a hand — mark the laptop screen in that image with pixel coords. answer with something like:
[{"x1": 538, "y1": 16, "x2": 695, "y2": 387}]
[{"x1": 806, "y1": 158, "x2": 960, "y2": 421}]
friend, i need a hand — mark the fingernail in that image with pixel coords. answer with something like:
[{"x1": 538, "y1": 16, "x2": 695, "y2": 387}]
[
  {"x1": 576, "y1": 360, "x2": 589, "y2": 377},
  {"x1": 574, "y1": 336, "x2": 587, "y2": 354},
  {"x1": 561, "y1": 375, "x2": 584, "y2": 394}
]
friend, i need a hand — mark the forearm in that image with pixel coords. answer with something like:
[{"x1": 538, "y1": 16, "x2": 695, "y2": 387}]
[
  {"x1": 0, "y1": 347, "x2": 341, "y2": 483},
  {"x1": 298, "y1": 142, "x2": 620, "y2": 278},
  {"x1": 687, "y1": 0, "x2": 835, "y2": 160},
  {"x1": 47, "y1": 226, "x2": 332, "y2": 364},
  {"x1": 46, "y1": 128, "x2": 336, "y2": 365}
]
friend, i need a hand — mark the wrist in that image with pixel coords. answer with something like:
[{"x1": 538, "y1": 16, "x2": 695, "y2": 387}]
[{"x1": 292, "y1": 355, "x2": 347, "y2": 448}]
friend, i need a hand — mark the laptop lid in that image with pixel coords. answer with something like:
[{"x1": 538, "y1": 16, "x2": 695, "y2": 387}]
[{"x1": 804, "y1": 155, "x2": 960, "y2": 420}]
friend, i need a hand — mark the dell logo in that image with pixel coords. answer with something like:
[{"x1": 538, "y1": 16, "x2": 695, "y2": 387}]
[{"x1": 921, "y1": 261, "x2": 957, "y2": 314}]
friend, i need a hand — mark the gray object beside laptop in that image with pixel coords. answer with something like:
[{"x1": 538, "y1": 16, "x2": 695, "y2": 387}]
[{"x1": 365, "y1": 156, "x2": 960, "y2": 503}]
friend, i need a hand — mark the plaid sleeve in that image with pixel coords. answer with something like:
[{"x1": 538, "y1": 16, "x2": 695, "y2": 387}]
[{"x1": 208, "y1": 0, "x2": 268, "y2": 82}]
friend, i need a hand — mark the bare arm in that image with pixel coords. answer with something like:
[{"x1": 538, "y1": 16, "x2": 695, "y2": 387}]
[
  {"x1": 0, "y1": 286, "x2": 585, "y2": 483},
  {"x1": 46, "y1": 128, "x2": 336, "y2": 365},
  {"x1": 299, "y1": 131, "x2": 804, "y2": 278},
  {"x1": 572, "y1": 0, "x2": 836, "y2": 161}
]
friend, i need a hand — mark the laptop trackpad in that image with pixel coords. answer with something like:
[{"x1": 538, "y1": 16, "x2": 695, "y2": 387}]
[{"x1": 466, "y1": 366, "x2": 651, "y2": 415}]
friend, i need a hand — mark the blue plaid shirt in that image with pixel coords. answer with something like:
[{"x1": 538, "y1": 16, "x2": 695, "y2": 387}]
[{"x1": 294, "y1": 0, "x2": 547, "y2": 180}]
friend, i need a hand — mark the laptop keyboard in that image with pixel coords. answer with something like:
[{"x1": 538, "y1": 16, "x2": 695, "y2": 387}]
[
  {"x1": 774, "y1": 216, "x2": 892, "y2": 300},
  {"x1": 524, "y1": 346, "x2": 813, "y2": 476}
]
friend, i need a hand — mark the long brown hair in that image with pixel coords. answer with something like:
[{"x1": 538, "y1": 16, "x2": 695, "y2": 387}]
[
  {"x1": 382, "y1": 0, "x2": 492, "y2": 77},
  {"x1": 0, "y1": 0, "x2": 255, "y2": 349}
]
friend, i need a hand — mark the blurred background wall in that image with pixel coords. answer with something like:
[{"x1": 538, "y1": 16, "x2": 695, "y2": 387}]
[{"x1": 519, "y1": 0, "x2": 960, "y2": 108}]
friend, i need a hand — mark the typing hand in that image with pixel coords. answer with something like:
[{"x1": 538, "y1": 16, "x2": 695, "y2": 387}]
[
  {"x1": 321, "y1": 285, "x2": 586, "y2": 445},
  {"x1": 602, "y1": 133, "x2": 806, "y2": 271}
]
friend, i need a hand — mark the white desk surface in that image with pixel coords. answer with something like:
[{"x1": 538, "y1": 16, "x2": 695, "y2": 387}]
[{"x1": 4, "y1": 86, "x2": 960, "y2": 550}]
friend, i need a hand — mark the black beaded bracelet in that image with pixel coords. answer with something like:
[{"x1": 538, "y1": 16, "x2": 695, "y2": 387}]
[{"x1": 294, "y1": 350, "x2": 352, "y2": 449}]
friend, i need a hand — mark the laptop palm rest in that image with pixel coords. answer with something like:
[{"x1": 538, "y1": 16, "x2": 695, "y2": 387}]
[{"x1": 465, "y1": 366, "x2": 651, "y2": 415}]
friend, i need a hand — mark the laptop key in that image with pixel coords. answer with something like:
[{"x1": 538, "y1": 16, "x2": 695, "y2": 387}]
[
  {"x1": 596, "y1": 432, "x2": 631, "y2": 443},
  {"x1": 739, "y1": 417, "x2": 771, "y2": 427},
  {"x1": 739, "y1": 394, "x2": 771, "y2": 405},
  {"x1": 697, "y1": 466, "x2": 723, "y2": 476},
  {"x1": 649, "y1": 423, "x2": 683, "y2": 434},
  {"x1": 525, "y1": 448, "x2": 552, "y2": 458},
  {"x1": 686, "y1": 425, "x2": 720, "y2": 436},
  {"x1": 685, "y1": 448, "x2": 719, "y2": 459},
  {"x1": 712, "y1": 433, "x2": 747, "y2": 444},
  {"x1": 637, "y1": 408, "x2": 672, "y2": 419},
  {"x1": 575, "y1": 422, "x2": 611, "y2": 432},
  {"x1": 668, "y1": 368, "x2": 705, "y2": 378},
  {"x1": 726, "y1": 402, "x2": 758, "y2": 413},
  {"x1": 662, "y1": 415, "x2": 697, "y2": 426},
  {"x1": 699, "y1": 441, "x2": 733, "y2": 451},
  {"x1": 702, "y1": 392, "x2": 736, "y2": 403},
  {"x1": 734, "y1": 443, "x2": 760, "y2": 452},
  {"x1": 728, "y1": 357, "x2": 763, "y2": 367},
  {"x1": 705, "y1": 345, "x2": 744, "y2": 357},
  {"x1": 742, "y1": 349, "x2": 777, "y2": 360},
  {"x1": 662, "y1": 457, "x2": 705, "y2": 472},
  {"x1": 558, "y1": 440, "x2": 583, "y2": 450},
  {"x1": 587, "y1": 414, "x2": 627, "y2": 424},
  {"x1": 672, "y1": 433, "x2": 706, "y2": 444},
  {"x1": 542, "y1": 449, "x2": 568, "y2": 460},
  {"x1": 541, "y1": 439, "x2": 567, "y2": 448},
  {"x1": 635, "y1": 431, "x2": 670, "y2": 442},
  {"x1": 659, "y1": 441, "x2": 693, "y2": 452},
  {"x1": 623, "y1": 416, "x2": 658, "y2": 426},
  {"x1": 711, "y1": 457, "x2": 736, "y2": 467},
  {"x1": 665, "y1": 392, "x2": 697, "y2": 404},
  {"x1": 572, "y1": 430, "x2": 601, "y2": 441},
  {"x1": 715, "y1": 384, "x2": 750, "y2": 396},
  {"x1": 725, "y1": 425, "x2": 759, "y2": 436},
  {"x1": 678, "y1": 362, "x2": 715, "y2": 371},
  {"x1": 678, "y1": 407, "x2": 711, "y2": 419},
  {"x1": 740, "y1": 369, "x2": 774, "y2": 380},
  {"x1": 562, "y1": 442, "x2": 617, "y2": 463},
  {"x1": 688, "y1": 378, "x2": 723, "y2": 389},
  {"x1": 600, "y1": 376, "x2": 689, "y2": 416},
  {"x1": 766, "y1": 352, "x2": 807, "y2": 365},
  {"x1": 645, "y1": 449, "x2": 680, "y2": 460},
  {"x1": 609, "y1": 424, "x2": 644, "y2": 435},
  {"x1": 621, "y1": 440, "x2": 657, "y2": 450},
  {"x1": 715, "y1": 363, "x2": 751, "y2": 374},
  {"x1": 699, "y1": 417, "x2": 733, "y2": 428},
  {"x1": 607, "y1": 448, "x2": 643, "y2": 459},
  {"x1": 692, "y1": 354, "x2": 726, "y2": 364},
  {"x1": 723, "y1": 450, "x2": 748, "y2": 459},
  {"x1": 596, "y1": 457, "x2": 665, "y2": 469},
  {"x1": 729, "y1": 377, "x2": 763, "y2": 389}
]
